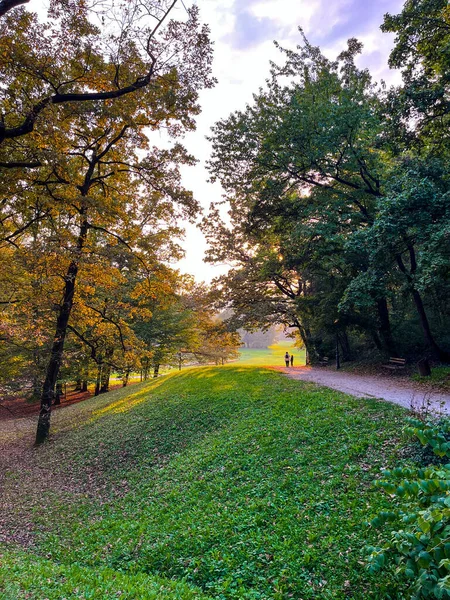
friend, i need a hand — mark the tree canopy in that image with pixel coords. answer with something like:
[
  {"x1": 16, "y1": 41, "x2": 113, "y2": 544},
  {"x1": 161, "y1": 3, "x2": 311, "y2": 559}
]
[{"x1": 204, "y1": 3, "x2": 450, "y2": 365}]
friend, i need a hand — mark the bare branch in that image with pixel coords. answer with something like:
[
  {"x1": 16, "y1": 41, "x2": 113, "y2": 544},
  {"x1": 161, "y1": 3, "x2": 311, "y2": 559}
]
[{"x1": 0, "y1": 160, "x2": 41, "y2": 169}]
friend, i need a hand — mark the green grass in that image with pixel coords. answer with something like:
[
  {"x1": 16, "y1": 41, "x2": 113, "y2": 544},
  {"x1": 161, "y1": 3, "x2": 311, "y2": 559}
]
[
  {"x1": 236, "y1": 341, "x2": 305, "y2": 366},
  {"x1": 0, "y1": 551, "x2": 209, "y2": 600},
  {"x1": 412, "y1": 365, "x2": 450, "y2": 390},
  {"x1": 1, "y1": 366, "x2": 408, "y2": 599}
]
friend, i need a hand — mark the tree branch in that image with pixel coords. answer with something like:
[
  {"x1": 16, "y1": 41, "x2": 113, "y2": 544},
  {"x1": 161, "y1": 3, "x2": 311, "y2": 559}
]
[
  {"x1": 0, "y1": 160, "x2": 41, "y2": 169},
  {"x1": 0, "y1": 0, "x2": 28, "y2": 17},
  {"x1": 0, "y1": 63, "x2": 156, "y2": 143}
]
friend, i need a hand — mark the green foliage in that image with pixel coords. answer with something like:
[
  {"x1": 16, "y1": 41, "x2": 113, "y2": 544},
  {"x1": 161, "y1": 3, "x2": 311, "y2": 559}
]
[
  {"x1": 382, "y1": 0, "x2": 450, "y2": 149},
  {"x1": 369, "y1": 418, "x2": 450, "y2": 599},
  {"x1": 2, "y1": 367, "x2": 406, "y2": 599},
  {"x1": 204, "y1": 7, "x2": 450, "y2": 364}
]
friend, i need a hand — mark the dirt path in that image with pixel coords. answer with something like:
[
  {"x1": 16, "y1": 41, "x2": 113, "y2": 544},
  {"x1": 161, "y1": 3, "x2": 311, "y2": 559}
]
[{"x1": 276, "y1": 366, "x2": 450, "y2": 414}]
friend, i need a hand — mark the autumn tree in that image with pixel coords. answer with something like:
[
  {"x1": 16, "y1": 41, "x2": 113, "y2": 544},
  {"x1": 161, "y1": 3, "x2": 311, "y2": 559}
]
[
  {"x1": 0, "y1": 0, "x2": 207, "y2": 149},
  {"x1": 0, "y1": 2, "x2": 214, "y2": 442}
]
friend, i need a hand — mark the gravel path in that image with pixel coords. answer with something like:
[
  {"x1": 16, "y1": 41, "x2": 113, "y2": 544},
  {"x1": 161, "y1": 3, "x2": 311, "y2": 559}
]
[{"x1": 278, "y1": 366, "x2": 450, "y2": 414}]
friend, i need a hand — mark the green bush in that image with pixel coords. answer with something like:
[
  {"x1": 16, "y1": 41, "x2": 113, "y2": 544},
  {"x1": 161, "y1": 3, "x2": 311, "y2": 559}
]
[{"x1": 369, "y1": 418, "x2": 450, "y2": 599}]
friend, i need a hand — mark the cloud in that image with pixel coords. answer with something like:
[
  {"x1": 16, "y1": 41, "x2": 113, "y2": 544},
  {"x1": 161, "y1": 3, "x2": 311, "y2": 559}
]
[
  {"x1": 308, "y1": 0, "x2": 403, "y2": 46},
  {"x1": 224, "y1": 6, "x2": 283, "y2": 50}
]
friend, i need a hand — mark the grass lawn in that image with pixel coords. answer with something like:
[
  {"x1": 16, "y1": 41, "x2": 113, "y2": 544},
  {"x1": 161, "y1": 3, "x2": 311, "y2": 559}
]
[
  {"x1": 236, "y1": 341, "x2": 306, "y2": 367},
  {"x1": 1, "y1": 366, "x2": 408, "y2": 599}
]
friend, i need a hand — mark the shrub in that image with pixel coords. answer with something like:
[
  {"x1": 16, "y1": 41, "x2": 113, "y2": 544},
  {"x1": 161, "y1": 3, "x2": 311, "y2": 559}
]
[{"x1": 368, "y1": 418, "x2": 450, "y2": 599}]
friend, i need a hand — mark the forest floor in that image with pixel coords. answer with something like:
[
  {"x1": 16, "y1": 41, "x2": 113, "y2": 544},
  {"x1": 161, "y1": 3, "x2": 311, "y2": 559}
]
[
  {"x1": 275, "y1": 366, "x2": 450, "y2": 414},
  {"x1": 0, "y1": 383, "x2": 128, "y2": 421}
]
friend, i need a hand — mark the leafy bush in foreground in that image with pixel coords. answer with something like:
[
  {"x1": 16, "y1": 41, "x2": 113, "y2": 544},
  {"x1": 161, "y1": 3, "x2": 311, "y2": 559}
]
[{"x1": 369, "y1": 418, "x2": 450, "y2": 599}]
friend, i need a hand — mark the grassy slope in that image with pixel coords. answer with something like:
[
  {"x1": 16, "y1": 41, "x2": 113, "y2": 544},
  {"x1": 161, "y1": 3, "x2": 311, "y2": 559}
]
[
  {"x1": 236, "y1": 341, "x2": 305, "y2": 367},
  {"x1": 1, "y1": 367, "x2": 407, "y2": 599}
]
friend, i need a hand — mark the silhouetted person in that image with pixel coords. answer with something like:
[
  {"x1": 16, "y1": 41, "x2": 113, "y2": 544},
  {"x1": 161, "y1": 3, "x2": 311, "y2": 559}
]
[
  {"x1": 290, "y1": 354, "x2": 294, "y2": 367},
  {"x1": 284, "y1": 352, "x2": 290, "y2": 367}
]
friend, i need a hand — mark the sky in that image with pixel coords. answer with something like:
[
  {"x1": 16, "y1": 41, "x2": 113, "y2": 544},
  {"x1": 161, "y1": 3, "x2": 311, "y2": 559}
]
[{"x1": 171, "y1": 0, "x2": 405, "y2": 282}]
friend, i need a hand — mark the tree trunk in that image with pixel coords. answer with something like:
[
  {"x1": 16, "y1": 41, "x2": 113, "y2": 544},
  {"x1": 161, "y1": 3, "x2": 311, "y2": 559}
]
[
  {"x1": 35, "y1": 208, "x2": 89, "y2": 444},
  {"x1": 36, "y1": 267, "x2": 75, "y2": 443},
  {"x1": 81, "y1": 380, "x2": 88, "y2": 392},
  {"x1": 412, "y1": 289, "x2": 450, "y2": 363},
  {"x1": 143, "y1": 358, "x2": 149, "y2": 380},
  {"x1": 54, "y1": 382, "x2": 62, "y2": 406},
  {"x1": 153, "y1": 364, "x2": 160, "y2": 378},
  {"x1": 123, "y1": 369, "x2": 130, "y2": 387},
  {"x1": 370, "y1": 330, "x2": 383, "y2": 353},
  {"x1": 376, "y1": 297, "x2": 397, "y2": 356},
  {"x1": 338, "y1": 330, "x2": 352, "y2": 361},
  {"x1": 292, "y1": 316, "x2": 316, "y2": 362},
  {"x1": 95, "y1": 363, "x2": 102, "y2": 396},
  {"x1": 100, "y1": 370, "x2": 110, "y2": 393},
  {"x1": 396, "y1": 250, "x2": 450, "y2": 363},
  {"x1": 100, "y1": 359, "x2": 112, "y2": 393}
]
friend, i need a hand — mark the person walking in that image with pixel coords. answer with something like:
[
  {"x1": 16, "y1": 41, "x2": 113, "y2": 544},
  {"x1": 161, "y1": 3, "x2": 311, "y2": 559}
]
[
  {"x1": 284, "y1": 352, "x2": 290, "y2": 367},
  {"x1": 290, "y1": 354, "x2": 294, "y2": 367}
]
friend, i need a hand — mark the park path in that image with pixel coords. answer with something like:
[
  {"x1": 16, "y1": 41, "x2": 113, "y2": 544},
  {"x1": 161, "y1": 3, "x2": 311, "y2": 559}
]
[{"x1": 277, "y1": 366, "x2": 450, "y2": 414}]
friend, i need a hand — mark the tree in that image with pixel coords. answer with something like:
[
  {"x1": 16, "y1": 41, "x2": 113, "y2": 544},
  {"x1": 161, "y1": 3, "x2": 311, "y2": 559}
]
[
  {"x1": 0, "y1": 1, "x2": 213, "y2": 149},
  {"x1": 0, "y1": 0, "x2": 214, "y2": 443},
  {"x1": 381, "y1": 0, "x2": 450, "y2": 150},
  {"x1": 353, "y1": 157, "x2": 450, "y2": 362},
  {"x1": 205, "y1": 30, "x2": 450, "y2": 364},
  {"x1": 206, "y1": 36, "x2": 398, "y2": 357},
  {"x1": 133, "y1": 275, "x2": 200, "y2": 377}
]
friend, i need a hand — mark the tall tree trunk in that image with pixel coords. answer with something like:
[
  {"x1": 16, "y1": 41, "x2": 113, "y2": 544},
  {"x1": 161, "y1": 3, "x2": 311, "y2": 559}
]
[
  {"x1": 35, "y1": 267, "x2": 77, "y2": 443},
  {"x1": 396, "y1": 250, "x2": 450, "y2": 363},
  {"x1": 370, "y1": 330, "x2": 383, "y2": 353},
  {"x1": 122, "y1": 369, "x2": 130, "y2": 387},
  {"x1": 36, "y1": 209, "x2": 89, "y2": 444},
  {"x1": 81, "y1": 380, "x2": 88, "y2": 392},
  {"x1": 100, "y1": 358, "x2": 112, "y2": 393},
  {"x1": 338, "y1": 330, "x2": 352, "y2": 361},
  {"x1": 100, "y1": 368, "x2": 110, "y2": 393},
  {"x1": 143, "y1": 358, "x2": 149, "y2": 380},
  {"x1": 292, "y1": 316, "x2": 316, "y2": 362},
  {"x1": 153, "y1": 363, "x2": 160, "y2": 378},
  {"x1": 100, "y1": 347, "x2": 114, "y2": 393},
  {"x1": 376, "y1": 297, "x2": 397, "y2": 356},
  {"x1": 412, "y1": 289, "x2": 450, "y2": 363}
]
